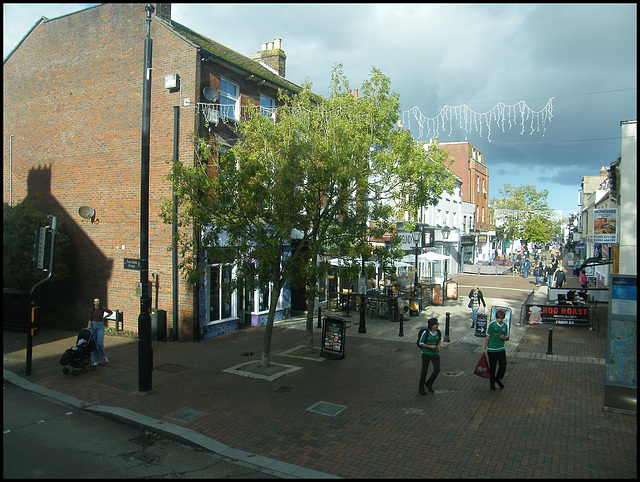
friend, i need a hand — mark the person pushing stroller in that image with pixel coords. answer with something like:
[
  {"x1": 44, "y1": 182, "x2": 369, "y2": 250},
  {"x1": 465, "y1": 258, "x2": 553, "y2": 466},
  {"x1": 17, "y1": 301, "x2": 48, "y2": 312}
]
[{"x1": 87, "y1": 297, "x2": 112, "y2": 367}]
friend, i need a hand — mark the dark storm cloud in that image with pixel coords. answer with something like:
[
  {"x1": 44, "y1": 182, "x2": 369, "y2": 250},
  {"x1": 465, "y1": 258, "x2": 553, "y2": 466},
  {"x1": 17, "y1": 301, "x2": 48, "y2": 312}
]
[{"x1": 4, "y1": 3, "x2": 636, "y2": 213}]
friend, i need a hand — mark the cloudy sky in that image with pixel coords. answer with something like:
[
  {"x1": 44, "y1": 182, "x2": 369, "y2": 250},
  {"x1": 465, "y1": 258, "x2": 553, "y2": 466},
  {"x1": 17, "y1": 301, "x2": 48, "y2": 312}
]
[{"x1": 4, "y1": 3, "x2": 637, "y2": 216}]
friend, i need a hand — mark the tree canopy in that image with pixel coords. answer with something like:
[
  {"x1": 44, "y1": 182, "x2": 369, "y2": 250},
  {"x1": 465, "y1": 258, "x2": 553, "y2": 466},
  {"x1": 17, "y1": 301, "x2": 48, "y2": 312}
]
[
  {"x1": 491, "y1": 184, "x2": 560, "y2": 249},
  {"x1": 162, "y1": 65, "x2": 455, "y2": 365}
]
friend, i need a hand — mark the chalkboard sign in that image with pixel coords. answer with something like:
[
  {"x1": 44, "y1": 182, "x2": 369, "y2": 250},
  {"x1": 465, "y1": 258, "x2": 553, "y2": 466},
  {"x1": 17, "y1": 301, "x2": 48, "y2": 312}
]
[{"x1": 320, "y1": 317, "x2": 345, "y2": 360}]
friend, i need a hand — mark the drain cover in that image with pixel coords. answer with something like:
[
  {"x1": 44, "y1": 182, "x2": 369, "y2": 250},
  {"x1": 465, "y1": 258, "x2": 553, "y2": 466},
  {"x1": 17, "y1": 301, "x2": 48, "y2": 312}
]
[
  {"x1": 169, "y1": 408, "x2": 205, "y2": 422},
  {"x1": 306, "y1": 401, "x2": 347, "y2": 417},
  {"x1": 130, "y1": 433, "x2": 163, "y2": 447}
]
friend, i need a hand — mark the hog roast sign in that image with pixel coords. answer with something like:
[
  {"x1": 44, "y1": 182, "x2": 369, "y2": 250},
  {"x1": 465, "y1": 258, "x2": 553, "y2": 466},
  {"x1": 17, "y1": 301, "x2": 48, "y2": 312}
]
[{"x1": 593, "y1": 209, "x2": 617, "y2": 243}]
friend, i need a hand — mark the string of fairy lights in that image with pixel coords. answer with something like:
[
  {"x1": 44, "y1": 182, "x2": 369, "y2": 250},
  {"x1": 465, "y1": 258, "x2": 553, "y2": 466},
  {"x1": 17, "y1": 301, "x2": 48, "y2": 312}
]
[
  {"x1": 399, "y1": 98, "x2": 554, "y2": 143},
  {"x1": 197, "y1": 97, "x2": 555, "y2": 143}
]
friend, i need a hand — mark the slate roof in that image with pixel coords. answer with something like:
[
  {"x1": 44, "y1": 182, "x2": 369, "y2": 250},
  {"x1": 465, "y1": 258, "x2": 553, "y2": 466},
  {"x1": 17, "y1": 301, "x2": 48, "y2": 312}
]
[{"x1": 165, "y1": 18, "x2": 313, "y2": 97}]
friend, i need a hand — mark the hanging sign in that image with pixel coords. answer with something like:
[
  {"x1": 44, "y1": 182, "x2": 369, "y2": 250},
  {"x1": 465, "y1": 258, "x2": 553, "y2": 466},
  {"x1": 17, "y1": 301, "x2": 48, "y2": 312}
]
[{"x1": 593, "y1": 208, "x2": 618, "y2": 243}]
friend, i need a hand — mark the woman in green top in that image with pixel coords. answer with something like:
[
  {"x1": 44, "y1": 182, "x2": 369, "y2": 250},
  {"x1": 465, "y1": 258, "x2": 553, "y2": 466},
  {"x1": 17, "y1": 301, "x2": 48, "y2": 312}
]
[
  {"x1": 418, "y1": 318, "x2": 441, "y2": 395},
  {"x1": 483, "y1": 309, "x2": 509, "y2": 391}
]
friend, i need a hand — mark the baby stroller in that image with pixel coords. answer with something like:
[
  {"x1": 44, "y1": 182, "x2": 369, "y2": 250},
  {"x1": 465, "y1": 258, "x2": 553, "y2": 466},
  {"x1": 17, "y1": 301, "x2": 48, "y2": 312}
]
[{"x1": 60, "y1": 328, "x2": 97, "y2": 376}]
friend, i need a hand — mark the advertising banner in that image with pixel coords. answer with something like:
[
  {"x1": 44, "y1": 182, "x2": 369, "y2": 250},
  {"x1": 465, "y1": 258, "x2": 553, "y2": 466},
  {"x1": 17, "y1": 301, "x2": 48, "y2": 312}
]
[
  {"x1": 525, "y1": 304, "x2": 589, "y2": 325},
  {"x1": 593, "y1": 208, "x2": 618, "y2": 243},
  {"x1": 320, "y1": 317, "x2": 346, "y2": 359}
]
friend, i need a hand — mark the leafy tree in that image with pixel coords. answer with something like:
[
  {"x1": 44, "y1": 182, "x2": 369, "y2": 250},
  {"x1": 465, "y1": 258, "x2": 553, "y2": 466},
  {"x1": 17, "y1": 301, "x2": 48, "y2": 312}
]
[
  {"x1": 491, "y1": 184, "x2": 559, "y2": 252},
  {"x1": 3, "y1": 201, "x2": 71, "y2": 291},
  {"x1": 162, "y1": 66, "x2": 455, "y2": 365}
]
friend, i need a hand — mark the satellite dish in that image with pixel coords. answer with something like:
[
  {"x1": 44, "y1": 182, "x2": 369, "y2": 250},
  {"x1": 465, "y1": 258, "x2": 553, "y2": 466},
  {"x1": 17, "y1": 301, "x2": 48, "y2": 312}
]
[
  {"x1": 202, "y1": 87, "x2": 219, "y2": 103},
  {"x1": 78, "y1": 206, "x2": 95, "y2": 220}
]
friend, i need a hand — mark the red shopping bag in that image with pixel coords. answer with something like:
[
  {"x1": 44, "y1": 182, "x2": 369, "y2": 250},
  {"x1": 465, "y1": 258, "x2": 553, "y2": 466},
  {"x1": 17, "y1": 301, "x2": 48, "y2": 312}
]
[{"x1": 474, "y1": 354, "x2": 490, "y2": 379}]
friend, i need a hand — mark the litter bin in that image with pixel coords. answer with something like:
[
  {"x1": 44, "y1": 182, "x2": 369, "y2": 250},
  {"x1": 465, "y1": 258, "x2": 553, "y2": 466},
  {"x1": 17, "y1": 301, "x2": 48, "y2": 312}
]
[{"x1": 150, "y1": 309, "x2": 167, "y2": 341}]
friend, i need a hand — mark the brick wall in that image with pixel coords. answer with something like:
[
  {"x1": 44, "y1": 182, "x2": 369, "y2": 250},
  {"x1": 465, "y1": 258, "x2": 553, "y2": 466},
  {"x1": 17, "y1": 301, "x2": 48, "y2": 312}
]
[
  {"x1": 3, "y1": 3, "x2": 198, "y2": 338},
  {"x1": 439, "y1": 142, "x2": 491, "y2": 230}
]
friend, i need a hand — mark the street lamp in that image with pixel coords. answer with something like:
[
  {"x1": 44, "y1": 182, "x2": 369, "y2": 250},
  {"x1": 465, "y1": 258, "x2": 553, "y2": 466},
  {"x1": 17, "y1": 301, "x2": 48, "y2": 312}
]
[
  {"x1": 412, "y1": 228, "x2": 421, "y2": 305},
  {"x1": 442, "y1": 227, "x2": 450, "y2": 305}
]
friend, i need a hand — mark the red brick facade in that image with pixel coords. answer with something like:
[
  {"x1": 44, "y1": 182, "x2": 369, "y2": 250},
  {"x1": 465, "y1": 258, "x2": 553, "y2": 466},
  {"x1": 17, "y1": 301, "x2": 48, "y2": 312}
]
[
  {"x1": 438, "y1": 142, "x2": 491, "y2": 230},
  {"x1": 3, "y1": 3, "x2": 297, "y2": 339}
]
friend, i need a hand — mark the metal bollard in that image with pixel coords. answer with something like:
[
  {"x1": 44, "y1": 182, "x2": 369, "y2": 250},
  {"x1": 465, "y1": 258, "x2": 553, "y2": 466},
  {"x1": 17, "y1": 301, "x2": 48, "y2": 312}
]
[
  {"x1": 546, "y1": 327, "x2": 553, "y2": 355},
  {"x1": 317, "y1": 307, "x2": 322, "y2": 329},
  {"x1": 444, "y1": 312, "x2": 451, "y2": 342},
  {"x1": 398, "y1": 299, "x2": 404, "y2": 337}
]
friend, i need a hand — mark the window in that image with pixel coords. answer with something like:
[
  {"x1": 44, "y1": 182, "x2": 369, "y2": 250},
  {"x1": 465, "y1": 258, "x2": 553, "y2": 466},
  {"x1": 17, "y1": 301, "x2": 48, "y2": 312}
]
[
  {"x1": 209, "y1": 264, "x2": 234, "y2": 322},
  {"x1": 260, "y1": 94, "x2": 275, "y2": 118},
  {"x1": 220, "y1": 77, "x2": 239, "y2": 121},
  {"x1": 477, "y1": 176, "x2": 480, "y2": 192}
]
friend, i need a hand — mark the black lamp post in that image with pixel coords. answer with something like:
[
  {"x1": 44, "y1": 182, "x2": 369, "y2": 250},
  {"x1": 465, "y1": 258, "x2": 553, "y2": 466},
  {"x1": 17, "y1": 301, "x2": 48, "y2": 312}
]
[
  {"x1": 412, "y1": 228, "x2": 421, "y2": 304},
  {"x1": 441, "y1": 227, "x2": 450, "y2": 305},
  {"x1": 138, "y1": 4, "x2": 154, "y2": 392},
  {"x1": 358, "y1": 223, "x2": 369, "y2": 334}
]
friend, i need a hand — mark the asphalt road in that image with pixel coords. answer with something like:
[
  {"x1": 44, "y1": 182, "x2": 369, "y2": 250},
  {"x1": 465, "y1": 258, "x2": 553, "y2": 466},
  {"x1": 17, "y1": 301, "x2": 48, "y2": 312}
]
[{"x1": 3, "y1": 380, "x2": 276, "y2": 479}]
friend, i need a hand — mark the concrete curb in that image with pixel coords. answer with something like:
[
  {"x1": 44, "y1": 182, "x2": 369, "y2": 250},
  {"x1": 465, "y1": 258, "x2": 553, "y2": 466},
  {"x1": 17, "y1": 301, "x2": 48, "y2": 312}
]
[{"x1": 3, "y1": 368, "x2": 339, "y2": 479}]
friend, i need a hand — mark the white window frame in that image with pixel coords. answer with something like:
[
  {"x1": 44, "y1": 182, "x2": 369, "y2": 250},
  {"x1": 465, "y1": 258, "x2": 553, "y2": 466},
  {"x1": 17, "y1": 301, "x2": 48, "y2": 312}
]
[
  {"x1": 259, "y1": 93, "x2": 276, "y2": 119},
  {"x1": 208, "y1": 263, "x2": 235, "y2": 323},
  {"x1": 219, "y1": 77, "x2": 239, "y2": 122}
]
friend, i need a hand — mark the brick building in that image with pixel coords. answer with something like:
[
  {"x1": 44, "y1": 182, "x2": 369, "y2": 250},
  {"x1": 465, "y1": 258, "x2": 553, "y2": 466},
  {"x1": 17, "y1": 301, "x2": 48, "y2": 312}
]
[
  {"x1": 437, "y1": 141, "x2": 490, "y2": 230},
  {"x1": 3, "y1": 3, "x2": 307, "y2": 340},
  {"x1": 437, "y1": 141, "x2": 491, "y2": 263}
]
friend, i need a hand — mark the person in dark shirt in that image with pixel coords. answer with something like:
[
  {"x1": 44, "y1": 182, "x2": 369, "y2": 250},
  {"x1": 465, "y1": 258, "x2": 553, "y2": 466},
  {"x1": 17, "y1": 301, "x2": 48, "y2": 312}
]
[
  {"x1": 87, "y1": 297, "x2": 112, "y2": 367},
  {"x1": 418, "y1": 318, "x2": 442, "y2": 395}
]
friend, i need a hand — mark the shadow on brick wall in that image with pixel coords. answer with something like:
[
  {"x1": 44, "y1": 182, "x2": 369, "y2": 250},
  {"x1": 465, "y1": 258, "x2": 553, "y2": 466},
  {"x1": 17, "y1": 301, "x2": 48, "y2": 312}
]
[{"x1": 25, "y1": 165, "x2": 113, "y2": 325}]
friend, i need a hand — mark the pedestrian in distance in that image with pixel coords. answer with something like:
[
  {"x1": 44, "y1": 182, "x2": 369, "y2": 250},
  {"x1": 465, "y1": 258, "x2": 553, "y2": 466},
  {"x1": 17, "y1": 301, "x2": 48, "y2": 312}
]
[
  {"x1": 580, "y1": 269, "x2": 588, "y2": 289},
  {"x1": 418, "y1": 317, "x2": 441, "y2": 395},
  {"x1": 545, "y1": 263, "x2": 555, "y2": 287},
  {"x1": 483, "y1": 309, "x2": 509, "y2": 391},
  {"x1": 533, "y1": 262, "x2": 542, "y2": 286},
  {"x1": 87, "y1": 297, "x2": 112, "y2": 367},
  {"x1": 555, "y1": 266, "x2": 566, "y2": 288},
  {"x1": 468, "y1": 285, "x2": 486, "y2": 328}
]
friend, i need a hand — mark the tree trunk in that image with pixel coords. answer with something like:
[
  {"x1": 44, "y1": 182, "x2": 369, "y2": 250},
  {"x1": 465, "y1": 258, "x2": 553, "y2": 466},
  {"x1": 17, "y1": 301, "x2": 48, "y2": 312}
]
[
  {"x1": 261, "y1": 271, "x2": 284, "y2": 368},
  {"x1": 305, "y1": 287, "x2": 316, "y2": 350}
]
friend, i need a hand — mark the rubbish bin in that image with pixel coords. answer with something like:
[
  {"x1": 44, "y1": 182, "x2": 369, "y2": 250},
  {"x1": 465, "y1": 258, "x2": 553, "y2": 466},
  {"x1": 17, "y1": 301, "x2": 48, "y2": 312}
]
[{"x1": 150, "y1": 309, "x2": 167, "y2": 341}]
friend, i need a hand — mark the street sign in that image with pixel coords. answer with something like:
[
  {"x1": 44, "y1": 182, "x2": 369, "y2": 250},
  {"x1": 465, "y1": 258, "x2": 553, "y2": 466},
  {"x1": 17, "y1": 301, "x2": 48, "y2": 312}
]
[{"x1": 124, "y1": 258, "x2": 147, "y2": 270}]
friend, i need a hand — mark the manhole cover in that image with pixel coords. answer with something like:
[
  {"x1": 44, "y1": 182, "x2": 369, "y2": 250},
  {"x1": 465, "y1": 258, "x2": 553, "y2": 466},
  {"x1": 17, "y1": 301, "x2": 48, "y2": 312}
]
[
  {"x1": 130, "y1": 433, "x2": 163, "y2": 447},
  {"x1": 169, "y1": 408, "x2": 205, "y2": 422},
  {"x1": 155, "y1": 363, "x2": 190, "y2": 373},
  {"x1": 306, "y1": 401, "x2": 347, "y2": 417}
]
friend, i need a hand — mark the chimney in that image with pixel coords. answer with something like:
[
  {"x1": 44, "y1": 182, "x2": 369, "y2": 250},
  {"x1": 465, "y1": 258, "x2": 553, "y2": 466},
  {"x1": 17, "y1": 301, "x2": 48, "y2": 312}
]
[
  {"x1": 250, "y1": 38, "x2": 287, "y2": 78},
  {"x1": 155, "y1": 3, "x2": 171, "y2": 22}
]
